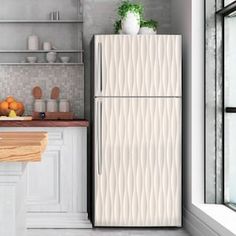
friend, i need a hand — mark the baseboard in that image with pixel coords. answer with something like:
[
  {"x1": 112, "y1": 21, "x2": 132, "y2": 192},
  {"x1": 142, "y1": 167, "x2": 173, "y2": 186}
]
[
  {"x1": 183, "y1": 208, "x2": 218, "y2": 236},
  {"x1": 27, "y1": 212, "x2": 92, "y2": 229}
]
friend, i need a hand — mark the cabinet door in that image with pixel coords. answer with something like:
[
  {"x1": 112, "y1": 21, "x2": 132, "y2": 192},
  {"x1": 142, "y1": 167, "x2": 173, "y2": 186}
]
[
  {"x1": 94, "y1": 35, "x2": 182, "y2": 97},
  {"x1": 27, "y1": 130, "x2": 71, "y2": 212},
  {"x1": 26, "y1": 128, "x2": 89, "y2": 228},
  {"x1": 94, "y1": 98, "x2": 182, "y2": 227}
]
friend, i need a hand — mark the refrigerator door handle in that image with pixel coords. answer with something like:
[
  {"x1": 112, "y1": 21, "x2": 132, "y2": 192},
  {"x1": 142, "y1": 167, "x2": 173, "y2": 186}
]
[
  {"x1": 97, "y1": 100, "x2": 102, "y2": 175},
  {"x1": 98, "y1": 42, "x2": 103, "y2": 95}
]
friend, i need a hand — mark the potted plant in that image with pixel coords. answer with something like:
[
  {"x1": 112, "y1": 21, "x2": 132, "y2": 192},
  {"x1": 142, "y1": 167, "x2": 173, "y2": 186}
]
[
  {"x1": 118, "y1": 0, "x2": 143, "y2": 35},
  {"x1": 114, "y1": 20, "x2": 122, "y2": 34},
  {"x1": 139, "y1": 19, "x2": 158, "y2": 35}
]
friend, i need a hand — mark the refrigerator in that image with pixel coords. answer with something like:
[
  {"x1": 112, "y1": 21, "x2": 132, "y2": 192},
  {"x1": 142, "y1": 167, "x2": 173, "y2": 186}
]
[{"x1": 93, "y1": 35, "x2": 182, "y2": 227}]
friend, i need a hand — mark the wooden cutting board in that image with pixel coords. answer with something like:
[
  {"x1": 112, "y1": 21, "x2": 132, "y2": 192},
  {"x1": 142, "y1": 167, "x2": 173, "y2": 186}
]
[
  {"x1": 32, "y1": 112, "x2": 73, "y2": 120},
  {"x1": 0, "y1": 116, "x2": 32, "y2": 121}
]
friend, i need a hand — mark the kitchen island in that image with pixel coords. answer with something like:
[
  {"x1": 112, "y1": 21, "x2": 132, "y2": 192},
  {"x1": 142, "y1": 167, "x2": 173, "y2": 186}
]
[
  {"x1": 0, "y1": 132, "x2": 48, "y2": 236},
  {"x1": 0, "y1": 120, "x2": 91, "y2": 229}
]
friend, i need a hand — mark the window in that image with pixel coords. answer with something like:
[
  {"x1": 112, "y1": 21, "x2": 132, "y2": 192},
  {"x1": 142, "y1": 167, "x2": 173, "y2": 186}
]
[
  {"x1": 219, "y1": 1, "x2": 236, "y2": 210},
  {"x1": 205, "y1": 0, "x2": 236, "y2": 210},
  {"x1": 225, "y1": 0, "x2": 236, "y2": 6}
]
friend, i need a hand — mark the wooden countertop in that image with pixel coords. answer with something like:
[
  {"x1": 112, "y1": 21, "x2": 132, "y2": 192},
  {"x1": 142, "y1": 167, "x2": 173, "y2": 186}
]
[
  {"x1": 0, "y1": 120, "x2": 89, "y2": 127},
  {"x1": 0, "y1": 132, "x2": 47, "y2": 162}
]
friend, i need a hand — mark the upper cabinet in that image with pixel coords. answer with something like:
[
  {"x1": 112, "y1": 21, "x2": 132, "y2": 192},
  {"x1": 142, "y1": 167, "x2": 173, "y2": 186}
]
[{"x1": 94, "y1": 35, "x2": 182, "y2": 97}]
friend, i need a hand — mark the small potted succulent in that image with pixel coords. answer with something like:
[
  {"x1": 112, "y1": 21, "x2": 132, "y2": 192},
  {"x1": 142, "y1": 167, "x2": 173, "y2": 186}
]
[
  {"x1": 139, "y1": 19, "x2": 158, "y2": 35},
  {"x1": 118, "y1": 0, "x2": 143, "y2": 35}
]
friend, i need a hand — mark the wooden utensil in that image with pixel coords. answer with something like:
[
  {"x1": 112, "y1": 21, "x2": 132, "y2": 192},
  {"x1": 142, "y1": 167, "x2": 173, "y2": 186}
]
[
  {"x1": 32, "y1": 86, "x2": 42, "y2": 99},
  {"x1": 51, "y1": 87, "x2": 60, "y2": 100}
]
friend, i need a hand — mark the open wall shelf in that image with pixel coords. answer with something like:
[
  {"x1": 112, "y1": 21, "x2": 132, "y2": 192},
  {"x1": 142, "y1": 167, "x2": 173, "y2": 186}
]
[
  {"x1": 0, "y1": 0, "x2": 83, "y2": 64},
  {"x1": 0, "y1": 20, "x2": 83, "y2": 23},
  {"x1": 0, "y1": 50, "x2": 83, "y2": 53}
]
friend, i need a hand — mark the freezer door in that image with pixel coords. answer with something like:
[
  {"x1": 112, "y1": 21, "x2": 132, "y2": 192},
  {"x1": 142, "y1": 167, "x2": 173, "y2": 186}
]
[
  {"x1": 94, "y1": 98, "x2": 182, "y2": 226},
  {"x1": 94, "y1": 35, "x2": 182, "y2": 97}
]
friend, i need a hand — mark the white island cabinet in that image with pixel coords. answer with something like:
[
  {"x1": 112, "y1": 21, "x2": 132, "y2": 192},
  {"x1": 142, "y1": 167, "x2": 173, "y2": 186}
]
[{"x1": 0, "y1": 127, "x2": 91, "y2": 229}]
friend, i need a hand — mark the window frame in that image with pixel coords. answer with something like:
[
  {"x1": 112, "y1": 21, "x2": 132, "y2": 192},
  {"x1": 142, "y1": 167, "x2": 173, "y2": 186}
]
[
  {"x1": 205, "y1": 0, "x2": 236, "y2": 208},
  {"x1": 217, "y1": 0, "x2": 236, "y2": 210},
  {"x1": 205, "y1": 0, "x2": 224, "y2": 204}
]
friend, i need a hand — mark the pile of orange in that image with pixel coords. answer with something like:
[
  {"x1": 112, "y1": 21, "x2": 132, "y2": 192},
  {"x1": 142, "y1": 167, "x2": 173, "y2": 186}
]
[{"x1": 0, "y1": 96, "x2": 24, "y2": 116}]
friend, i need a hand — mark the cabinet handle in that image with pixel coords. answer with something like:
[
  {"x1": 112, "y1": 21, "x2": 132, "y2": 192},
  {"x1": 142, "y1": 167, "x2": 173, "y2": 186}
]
[
  {"x1": 98, "y1": 42, "x2": 103, "y2": 94},
  {"x1": 97, "y1": 101, "x2": 102, "y2": 175}
]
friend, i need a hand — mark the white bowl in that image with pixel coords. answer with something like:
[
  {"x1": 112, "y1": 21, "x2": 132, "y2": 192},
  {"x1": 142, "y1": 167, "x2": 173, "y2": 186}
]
[
  {"x1": 60, "y1": 56, "x2": 70, "y2": 63},
  {"x1": 27, "y1": 56, "x2": 37, "y2": 63}
]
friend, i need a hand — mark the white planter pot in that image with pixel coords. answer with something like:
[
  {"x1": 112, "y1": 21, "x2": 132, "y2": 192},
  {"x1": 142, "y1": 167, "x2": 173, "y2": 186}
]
[
  {"x1": 121, "y1": 12, "x2": 140, "y2": 35},
  {"x1": 139, "y1": 27, "x2": 157, "y2": 35}
]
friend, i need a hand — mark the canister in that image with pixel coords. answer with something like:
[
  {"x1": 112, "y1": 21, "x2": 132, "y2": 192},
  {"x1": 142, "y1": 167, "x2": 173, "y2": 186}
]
[
  {"x1": 34, "y1": 99, "x2": 46, "y2": 112},
  {"x1": 28, "y1": 35, "x2": 39, "y2": 50},
  {"x1": 46, "y1": 99, "x2": 58, "y2": 112},
  {"x1": 59, "y1": 99, "x2": 70, "y2": 112}
]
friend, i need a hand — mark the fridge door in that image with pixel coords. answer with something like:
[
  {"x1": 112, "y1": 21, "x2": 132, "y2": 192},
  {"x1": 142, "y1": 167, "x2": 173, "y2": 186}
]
[
  {"x1": 94, "y1": 35, "x2": 181, "y2": 97},
  {"x1": 94, "y1": 97, "x2": 182, "y2": 227}
]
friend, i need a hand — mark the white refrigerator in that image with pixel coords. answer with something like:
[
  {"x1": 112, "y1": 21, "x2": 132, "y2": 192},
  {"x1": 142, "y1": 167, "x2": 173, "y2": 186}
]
[{"x1": 93, "y1": 35, "x2": 182, "y2": 227}]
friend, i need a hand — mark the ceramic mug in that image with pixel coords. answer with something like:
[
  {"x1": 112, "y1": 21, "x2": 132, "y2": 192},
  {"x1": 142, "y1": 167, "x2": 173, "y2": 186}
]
[{"x1": 43, "y1": 42, "x2": 52, "y2": 51}]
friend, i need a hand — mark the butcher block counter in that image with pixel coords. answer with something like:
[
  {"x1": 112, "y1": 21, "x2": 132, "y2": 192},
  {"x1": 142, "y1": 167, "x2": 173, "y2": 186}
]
[
  {"x1": 0, "y1": 132, "x2": 47, "y2": 162},
  {"x1": 0, "y1": 119, "x2": 89, "y2": 127}
]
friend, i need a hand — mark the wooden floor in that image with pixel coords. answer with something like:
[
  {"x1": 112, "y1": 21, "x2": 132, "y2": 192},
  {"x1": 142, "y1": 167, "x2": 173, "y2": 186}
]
[{"x1": 27, "y1": 228, "x2": 190, "y2": 236}]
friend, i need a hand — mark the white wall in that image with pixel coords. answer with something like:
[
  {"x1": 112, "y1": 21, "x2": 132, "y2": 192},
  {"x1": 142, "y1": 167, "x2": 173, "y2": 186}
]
[
  {"x1": 171, "y1": 1, "x2": 236, "y2": 235},
  {"x1": 171, "y1": 0, "x2": 205, "y2": 207},
  {"x1": 171, "y1": 0, "x2": 206, "y2": 205},
  {"x1": 171, "y1": 0, "x2": 196, "y2": 208}
]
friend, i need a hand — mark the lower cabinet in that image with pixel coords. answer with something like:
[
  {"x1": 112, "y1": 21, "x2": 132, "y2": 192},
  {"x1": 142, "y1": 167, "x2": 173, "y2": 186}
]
[{"x1": 1, "y1": 127, "x2": 91, "y2": 229}]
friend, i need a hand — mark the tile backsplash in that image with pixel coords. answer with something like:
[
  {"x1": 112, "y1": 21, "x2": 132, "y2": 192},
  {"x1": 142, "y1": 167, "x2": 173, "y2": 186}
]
[{"x1": 0, "y1": 65, "x2": 84, "y2": 118}]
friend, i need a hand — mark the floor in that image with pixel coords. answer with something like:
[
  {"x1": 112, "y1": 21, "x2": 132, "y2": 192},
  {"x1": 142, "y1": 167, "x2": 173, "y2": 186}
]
[{"x1": 27, "y1": 229, "x2": 190, "y2": 236}]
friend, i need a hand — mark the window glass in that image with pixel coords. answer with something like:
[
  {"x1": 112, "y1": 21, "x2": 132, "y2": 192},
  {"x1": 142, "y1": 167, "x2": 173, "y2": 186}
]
[
  {"x1": 224, "y1": 15, "x2": 236, "y2": 207},
  {"x1": 225, "y1": 0, "x2": 236, "y2": 6}
]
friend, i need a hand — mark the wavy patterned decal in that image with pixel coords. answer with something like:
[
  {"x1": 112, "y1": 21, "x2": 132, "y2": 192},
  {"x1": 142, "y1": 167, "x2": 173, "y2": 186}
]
[
  {"x1": 94, "y1": 35, "x2": 182, "y2": 97},
  {"x1": 94, "y1": 98, "x2": 182, "y2": 226}
]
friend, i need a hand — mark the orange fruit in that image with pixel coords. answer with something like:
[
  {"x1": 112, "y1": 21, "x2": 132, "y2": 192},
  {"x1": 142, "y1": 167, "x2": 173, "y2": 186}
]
[
  {"x1": 6, "y1": 96, "x2": 15, "y2": 104},
  {"x1": 0, "y1": 101, "x2": 9, "y2": 110},
  {"x1": 17, "y1": 102, "x2": 24, "y2": 110},
  {"x1": 9, "y1": 101, "x2": 18, "y2": 110}
]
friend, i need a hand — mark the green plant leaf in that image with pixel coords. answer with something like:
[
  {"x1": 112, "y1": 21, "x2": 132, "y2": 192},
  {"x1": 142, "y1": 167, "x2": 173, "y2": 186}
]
[
  {"x1": 140, "y1": 19, "x2": 158, "y2": 31},
  {"x1": 114, "y1": 20, "x2": 122, "y2": 34},
  {"x1": 118, "y1": 0, "x2": 144, "y2": 20}
]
